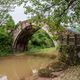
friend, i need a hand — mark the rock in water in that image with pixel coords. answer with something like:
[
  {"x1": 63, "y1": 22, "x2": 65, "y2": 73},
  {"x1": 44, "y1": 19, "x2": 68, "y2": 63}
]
[
  {"x1": 0, "y1": 75, "x2": 8, "y2": 80},
  {"x1": 32, "y1": 69, "x2": 38, "y2": 74}
]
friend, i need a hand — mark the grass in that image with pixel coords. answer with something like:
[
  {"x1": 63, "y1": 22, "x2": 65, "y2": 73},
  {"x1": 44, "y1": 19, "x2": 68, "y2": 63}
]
[
  {"x1": 25, "y1": 47, "x2": 59, "y2": 59},
  {"x1": 13, "y1": 47, "x2": 59, "y2": 60}
]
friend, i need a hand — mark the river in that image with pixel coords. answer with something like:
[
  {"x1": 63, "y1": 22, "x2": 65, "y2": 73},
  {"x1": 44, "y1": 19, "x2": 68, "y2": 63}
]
[{"x1": 0, "y1": 55, "x2": 54, "y2": 80}]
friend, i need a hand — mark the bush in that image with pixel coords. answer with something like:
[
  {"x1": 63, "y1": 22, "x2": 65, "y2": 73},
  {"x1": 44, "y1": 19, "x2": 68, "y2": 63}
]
[
  {"x1": 28, "y1": 29, "x2": 54, "y2": 51},
  {"x1": 0, "y1": 15, "x2": 15, "y2": 56},
  {"x1": 0, "y1": 27, "x2": 13, "y2": 56},
  {"x1": 59, "y1": 45, "x2": 80, "y2": 65}
]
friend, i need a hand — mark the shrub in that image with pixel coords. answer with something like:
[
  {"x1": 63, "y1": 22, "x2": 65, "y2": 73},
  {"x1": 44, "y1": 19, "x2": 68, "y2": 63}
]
[
  {"x1": 0, "y1": 15, "x2": 15, "y2": 56},
  {"x1": 0, "y1": 27, "x2": 13, "y2": 56},
  {"x1": 28, "y1": 29, "x2": 54, "y2": 51},
  {"x1": 59, "y1": 45, "x2": 80, "y2": 65}
]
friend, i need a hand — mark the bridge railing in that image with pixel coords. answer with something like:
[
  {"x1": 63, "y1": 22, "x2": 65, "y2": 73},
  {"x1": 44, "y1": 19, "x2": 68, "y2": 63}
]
[{"x1": 60, "y1": 34, "x2": 80, "y2": 46}]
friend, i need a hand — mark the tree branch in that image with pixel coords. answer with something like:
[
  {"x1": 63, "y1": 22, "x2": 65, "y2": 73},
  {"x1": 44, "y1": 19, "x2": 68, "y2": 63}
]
[{"x1": 59, "y1": 0, "x2": 76, "y2": 17}]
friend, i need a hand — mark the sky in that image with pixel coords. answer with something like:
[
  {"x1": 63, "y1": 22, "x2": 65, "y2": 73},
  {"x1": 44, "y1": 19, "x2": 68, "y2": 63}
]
[{"x1": 9, "y1": 5, "x2": 28, "y2": 24}]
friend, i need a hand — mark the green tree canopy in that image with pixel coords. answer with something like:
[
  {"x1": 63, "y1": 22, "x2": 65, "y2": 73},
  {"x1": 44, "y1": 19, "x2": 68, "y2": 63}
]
[
  {"x1": 0, "y1": 0, "x2": 22, "y2": 25},
  {"x1": 23, "y1": 0, "x2": 80, "y2": 30},
  {"x1": 1, "y1": 0, "x2": 80, "y2": 29}
]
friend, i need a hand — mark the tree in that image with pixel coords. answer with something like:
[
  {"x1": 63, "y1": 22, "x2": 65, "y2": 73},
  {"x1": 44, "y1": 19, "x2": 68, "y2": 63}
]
[
  {"x1": 23, "y1": 0, "x2": 80, "y2": 30},
  {"x1": 28, "y1": 29, "x2": 54, "y2": 51},
  {"x1": 5, "y1": 16, "x2": 15, "y2": 29},
  {"x1": 1, "y1": 0, "x2": 80, "y2": 27},
  {"x1": 0, "y1": 15, "x2": 15, "y2": 56},
  {"x1": 0, "y1": 0, "x2": 22, "y2": 25}
]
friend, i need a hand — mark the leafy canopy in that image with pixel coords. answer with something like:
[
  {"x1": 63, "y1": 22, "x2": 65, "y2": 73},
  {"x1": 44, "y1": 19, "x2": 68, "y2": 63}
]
[
  {"x1": 23, "y1": 0, "x2": 80, "y2": 29},
  {"x1": 0, "y1": 0, "x2": 22, "y2": 25},
  {"x1": 1, "y1": 0, "x2": 80, "y2": 29}
]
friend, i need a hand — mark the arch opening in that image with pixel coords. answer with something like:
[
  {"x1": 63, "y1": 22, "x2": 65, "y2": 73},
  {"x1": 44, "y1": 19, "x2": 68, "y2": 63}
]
[{"x1": 27, "y1": 29, "x2": 54, "y2": 51}]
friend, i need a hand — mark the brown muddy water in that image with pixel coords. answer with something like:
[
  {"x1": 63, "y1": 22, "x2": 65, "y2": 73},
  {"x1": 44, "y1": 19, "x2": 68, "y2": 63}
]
[{"x1": 0, "y1": 55, "x2": 54, "y2": 80}]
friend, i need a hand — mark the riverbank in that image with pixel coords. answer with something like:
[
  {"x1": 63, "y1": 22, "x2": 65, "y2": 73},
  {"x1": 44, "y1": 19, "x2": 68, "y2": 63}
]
[
  {"x1": 0, "y1": 48, "x2": 80, "y2": 80},
  {"x1": 14, "y1": 47, "x2": 59, "y2": 59},
  {"x1": 0, "y1": 47, "x2": 58, "y2": 80}
]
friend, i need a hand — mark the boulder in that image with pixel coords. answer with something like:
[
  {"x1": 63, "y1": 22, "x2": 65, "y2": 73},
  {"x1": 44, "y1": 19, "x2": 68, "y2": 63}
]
[{"x1": 0, "y1": 75, "x2": 8, "y2": 80}]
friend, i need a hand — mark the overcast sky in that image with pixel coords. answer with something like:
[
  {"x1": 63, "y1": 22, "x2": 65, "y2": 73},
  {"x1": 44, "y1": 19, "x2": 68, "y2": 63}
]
[{"x1": 9, "y1": 5, "x2": 28, "y2": 24}]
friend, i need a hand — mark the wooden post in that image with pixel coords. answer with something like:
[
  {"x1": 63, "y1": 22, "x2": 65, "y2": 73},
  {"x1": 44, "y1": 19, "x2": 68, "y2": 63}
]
[{"x1": 67, "y1": 34, "x2": 69, "y2": 45}]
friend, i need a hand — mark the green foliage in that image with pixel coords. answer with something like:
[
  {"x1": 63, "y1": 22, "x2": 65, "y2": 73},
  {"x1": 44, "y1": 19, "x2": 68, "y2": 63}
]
[
  {"x1": 0, "y1": 27, "x2": 13, "y2": 56},
  {"x1": 0, "y1": 15, "x2": 15, "y2": 56},
  {"x1": 59, "y1": 45, "x2": 80, "y2": 66},
  {"x1": 5, "y1": 16, "x2": 15, "y2": 29},
  {"x1": 28, "y1": 29, "x2": 54, "y2": 51},
  {"x1": 0, "y1": 0, "x2": 23, "y2": 25},
  {"x1": 23, "y1": 0, "x2": 80, "y2": 29},
  {"x1": 1, "y1": 0, "x2": 80, "y2": 28}
]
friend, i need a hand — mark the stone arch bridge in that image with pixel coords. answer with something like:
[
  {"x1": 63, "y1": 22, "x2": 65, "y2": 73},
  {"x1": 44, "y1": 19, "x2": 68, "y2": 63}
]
[
  {"x1": 12, "y1": 21, "x2": 55, "y2": 52},
  {"x1": 12, "y1": 21, "x2": 40, "y2": 52}
]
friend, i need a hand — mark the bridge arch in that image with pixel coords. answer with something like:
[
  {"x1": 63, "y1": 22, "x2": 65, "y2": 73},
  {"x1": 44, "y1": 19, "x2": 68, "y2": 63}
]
[{"x1": 13, "y1": 21, "x2": 55, "y2": 52}]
